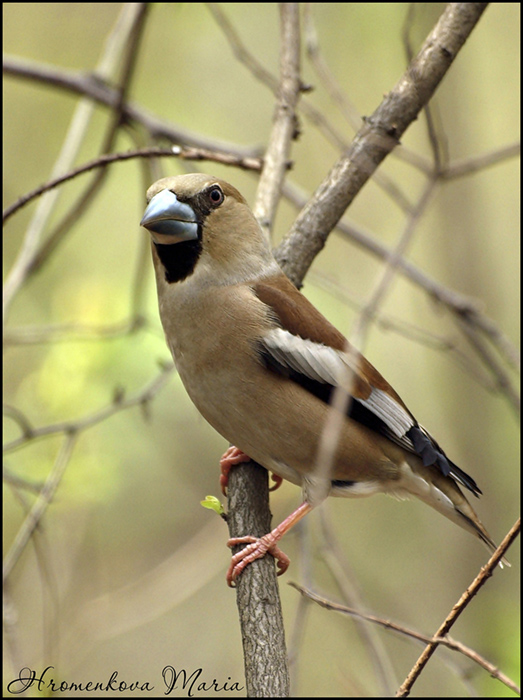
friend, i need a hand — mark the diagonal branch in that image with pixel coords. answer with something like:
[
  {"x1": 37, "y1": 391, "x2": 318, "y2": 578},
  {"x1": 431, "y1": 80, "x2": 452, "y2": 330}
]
[
  {"x1": 289, "y1": 573, "x2": 520, "y2": 696},
  {"x1": 275, "y1": 2, "x2": 490, "y2": 287},
  {"x1": 396, "y1": 517, "x2": 520, "y2": 696}
]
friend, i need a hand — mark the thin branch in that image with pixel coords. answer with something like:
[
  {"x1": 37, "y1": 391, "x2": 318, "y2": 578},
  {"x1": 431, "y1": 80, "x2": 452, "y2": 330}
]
[
  {"x1": 396, "y1": 517, "x2": 521, "y2": 697},
  {"x1": 402, "y1": 3, "x2": 447, "y2": 172},
  {"x1": 441, "y1": 142, "x2": 521, "y2": 179},
  {"x1": 206, "y1": 2, "x2": 351, "y2": 153},
  {"x1": 3, "y1": 433, "x2": 78, "y2": 581},
  {"x1": 458, "y1": 315, "x2": 520, "y2": 413},
  {"x1": 281, "y1": 176, "x2": 520, "y2": 408},
  {"x1": 2, "y1": 146, "x2": 263, "y2": 224},
  {"x1": 289, "y1": 579, "x2": 520, "y2": 696},
  {"x1": 309, "y1": 268, "x2": 511, "y2": 394},
  {"x1": 308, "y1": 178, "x2": 436, "y2": 506},
  {"x1": 3, "y1": 317, "x2": 148, "y2": 345},
  {"x1": 302, "y1": 3, "x2": 416, "y2": 215},
  {"x1": 352, "y1": 179, "x2": 436, "y2": 346},
  {"x1": 303, "y1": 3, "x2": 361, "y2": 131},
  {"x1": 2, "y1": 5, "x2": 148, "y2": 324},
  {"x1": 3, "y1": 54, "x2": 262, "y2": 158},
  {"x1": 253, "y1": 3, "x2": 302, "y2": 237},
  {"x1": 27, "y1": 4, "x2": 151, "y2": 278},
  {"x1": 3, "y1": 364, "x2": 174, "y2": 454},
  {"x1": 318, "y1": 508, "x2": 398, "y2": 695},
  {"x1": 205, "y1": 3, "x2": 278, "y2": 91}
]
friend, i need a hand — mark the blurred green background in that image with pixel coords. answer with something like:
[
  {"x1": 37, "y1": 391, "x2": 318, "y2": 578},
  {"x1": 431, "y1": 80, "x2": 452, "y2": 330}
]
[{"x1": 3, "y1": 3, "x2": 520, "y2": 697}]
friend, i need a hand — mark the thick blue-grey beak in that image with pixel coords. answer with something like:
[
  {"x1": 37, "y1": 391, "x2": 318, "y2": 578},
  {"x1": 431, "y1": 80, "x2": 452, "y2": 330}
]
[{"x1": 140, "y1": 189, "x2": 198, "y2": 245}]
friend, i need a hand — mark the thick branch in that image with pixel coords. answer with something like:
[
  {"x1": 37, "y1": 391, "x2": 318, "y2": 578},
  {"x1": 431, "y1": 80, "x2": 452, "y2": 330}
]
[
  {"x1": 275, "y1": 3, "x2": 489, "y2": 287},
  {"x1": 227, "y1": 464, "x2": 290, "y2": 697}
]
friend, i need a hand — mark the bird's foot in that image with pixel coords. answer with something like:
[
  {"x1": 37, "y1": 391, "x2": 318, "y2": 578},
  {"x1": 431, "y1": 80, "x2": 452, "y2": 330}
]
[
  {"x1": 219, "y1": 446, "x2": 251, "y2": 495},
  {"x1": 269, "y1": 473, "x2": 283, "y2": 491},
  {"x1": 226, "y1": 534, "x2": 290, "y2": 587},
  {"x1": 219, "y1": 446, "x2": 283, "y2": 495}
]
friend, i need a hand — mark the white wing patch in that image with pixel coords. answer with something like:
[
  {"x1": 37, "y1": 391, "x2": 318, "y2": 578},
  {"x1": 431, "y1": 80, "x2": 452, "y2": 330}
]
[
  {"x1": 262, "y1": 328, "x2": 415, "y2": 439},
  {"x1": 361, "y1": 387, "x2": 414, "y2": 438},
  {"x1": 263, "y1": 328, "x2": 343, "y2": 385}
]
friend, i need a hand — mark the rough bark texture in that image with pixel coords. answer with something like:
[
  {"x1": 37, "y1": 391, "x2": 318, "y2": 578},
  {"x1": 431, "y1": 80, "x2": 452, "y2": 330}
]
[{"x1": 227, "y1": 462, "x2": 290, "y2": 697}]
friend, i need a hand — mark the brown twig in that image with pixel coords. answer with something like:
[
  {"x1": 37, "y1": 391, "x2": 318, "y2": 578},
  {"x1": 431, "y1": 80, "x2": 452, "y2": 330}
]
[
  {"x1": 275, "y1": 3, "x2": 490, "y2": 288},
  {"x1": 396, "y1": 517, "x2": 520, "y2": 696},
  {"x1": 289, "y1": 574, "x2": 520, "y2": 696},
  {"x1": 3, "y1": 53, "x2": 262, "y2": 158},
  {"x1": 2, "y1": 146, "x2": 263, "y2": 225},
  {"x1": 2, "y1": 5, "x2": 150, "y2": 324},
  {"x1": 252, "y1": 3, "x2": 302, "y2": 237},
  {"x1": 3, "y1": 364, "x2": 174, "y2": 455},
  {"x1": 28, "y1": 4, "x2": 151, "y2": 276},
  {"x1": 280, "y1": 174, "x2": 520, "y2": 411},
  {"x1": 3, "y1": 433, "x2": 78, "y2": 581}
]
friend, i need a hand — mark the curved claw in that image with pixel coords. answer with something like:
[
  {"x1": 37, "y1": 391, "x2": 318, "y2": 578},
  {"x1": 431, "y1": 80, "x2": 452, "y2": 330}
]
[
  {"x1": 226, "y1": 535, "x2": 290, "y2": 587},
  {"x1": 269, "y1": 473, "x2": 284, "y2": 492},
  {"x1": 219, "y1": 446, "x2": 251, "y2": 496}
]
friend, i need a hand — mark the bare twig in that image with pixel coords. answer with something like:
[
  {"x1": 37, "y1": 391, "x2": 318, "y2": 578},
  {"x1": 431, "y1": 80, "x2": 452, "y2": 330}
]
[
  {"x1": 3, "y1": 54, "x2": 262, "y2": 158},
  {"x1": 303, "y1": 3, "x2": 361, "y2": 131},
  {"x1": 3, "y1": 364, "x2": 174, "y2": 454},
  {"x1": 206, "y1": 2, "x2": 351, "y2": 152},
  {"x1": 2, "y1": 5, "x2": 149, "y2": 324},
  {"x1": 27, "y1": 4, "x2": 151, "y2": 276},
  {"x1": 289, "y1": 578, "x2": 520, "y2": 696},
  {"x1": 396, "y1": 517, "x2": 521, "y2": 697},
  {"x1": 253, "y1": 3, "x2": 302, "y2": 237},
  {"x1": 275, "y1": 3, "x2": 490, "y2": 287},
  {"x1": 3, "y1": 433, "x2": 78, "y2": 581},
  {"x1": 280, "y1": 176, "x2": 520, "y2": 410},
  {"x1": 2, "y1": 146, "x2": 263, "y2": 225},
  {"x1": 441, "y1": 142, "x2": 521, "y2": 179},
  {"x1": 317, "y1": 508, "x2": 398, "y2": 695}
]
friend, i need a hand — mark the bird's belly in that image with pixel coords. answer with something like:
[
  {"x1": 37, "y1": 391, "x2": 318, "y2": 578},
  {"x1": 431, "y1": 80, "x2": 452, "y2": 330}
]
[
  {"x1": 175, "y1": 359, "x2": 303, "y2": 484},
  {"x1": 174, "y1": 350, "x2": 397, "y2": 492}
]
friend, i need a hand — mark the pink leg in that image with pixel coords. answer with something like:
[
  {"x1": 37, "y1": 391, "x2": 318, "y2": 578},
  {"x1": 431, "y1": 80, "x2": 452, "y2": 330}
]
[{"x1": 226, "y1": 501, "x2": 313, "y2": 586}]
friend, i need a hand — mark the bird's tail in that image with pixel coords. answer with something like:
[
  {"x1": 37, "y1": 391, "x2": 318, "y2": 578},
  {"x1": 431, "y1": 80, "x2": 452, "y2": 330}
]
[{"x1": 403, "y1": 457, "x2": 510, "y2": 567}]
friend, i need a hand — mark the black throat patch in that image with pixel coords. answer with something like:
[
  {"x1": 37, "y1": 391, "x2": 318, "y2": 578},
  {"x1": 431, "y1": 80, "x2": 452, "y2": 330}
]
[{"x1": 155, "y1": 237, "x2": 202, "y2": 284}]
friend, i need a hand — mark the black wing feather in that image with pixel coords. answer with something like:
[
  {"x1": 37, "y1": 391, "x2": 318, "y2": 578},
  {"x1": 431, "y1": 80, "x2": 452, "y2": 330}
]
[{"x1": 259, "y1": 344, "x2": 481, "y2": 497}]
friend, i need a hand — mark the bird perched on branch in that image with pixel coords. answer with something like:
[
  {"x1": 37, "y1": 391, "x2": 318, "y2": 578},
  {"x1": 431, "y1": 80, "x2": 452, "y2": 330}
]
[{"x1": 141, "y1": 172, "x2": 502, "y2": 586}]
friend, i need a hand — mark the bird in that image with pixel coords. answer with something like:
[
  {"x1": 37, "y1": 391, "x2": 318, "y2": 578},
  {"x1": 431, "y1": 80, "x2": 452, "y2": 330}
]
[{"x1": 140, "y1": 172, "x2": 503, "y2": 586}]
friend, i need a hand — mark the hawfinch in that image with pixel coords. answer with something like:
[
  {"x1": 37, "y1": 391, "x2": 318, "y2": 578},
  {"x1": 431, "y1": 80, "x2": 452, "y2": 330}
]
[{"x1": 141, "y1": 173, "x2": 501, "y2": 586}]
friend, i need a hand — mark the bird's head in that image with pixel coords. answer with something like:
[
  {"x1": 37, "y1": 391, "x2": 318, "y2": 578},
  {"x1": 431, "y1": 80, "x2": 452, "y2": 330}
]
[{"x1": 141, "y1": 173, "x2": 276, "y2": 285}]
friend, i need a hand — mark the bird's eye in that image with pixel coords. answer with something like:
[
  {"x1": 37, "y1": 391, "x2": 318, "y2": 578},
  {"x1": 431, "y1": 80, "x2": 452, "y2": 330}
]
[{"x1": 208, "y1": 186, "x2": 224, "y2": 207}]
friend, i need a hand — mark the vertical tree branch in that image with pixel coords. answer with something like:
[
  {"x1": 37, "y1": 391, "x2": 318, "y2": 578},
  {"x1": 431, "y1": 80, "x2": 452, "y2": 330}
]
[
  {"x1": 227, "y1": 464, "x2": 290, "y2": 697},
  {"x1": 226, "y1": 4, "x2": 301, "y2": 696},
  {"x1": 253, "y1": 3, "x2": 302, "y2": 238}
]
